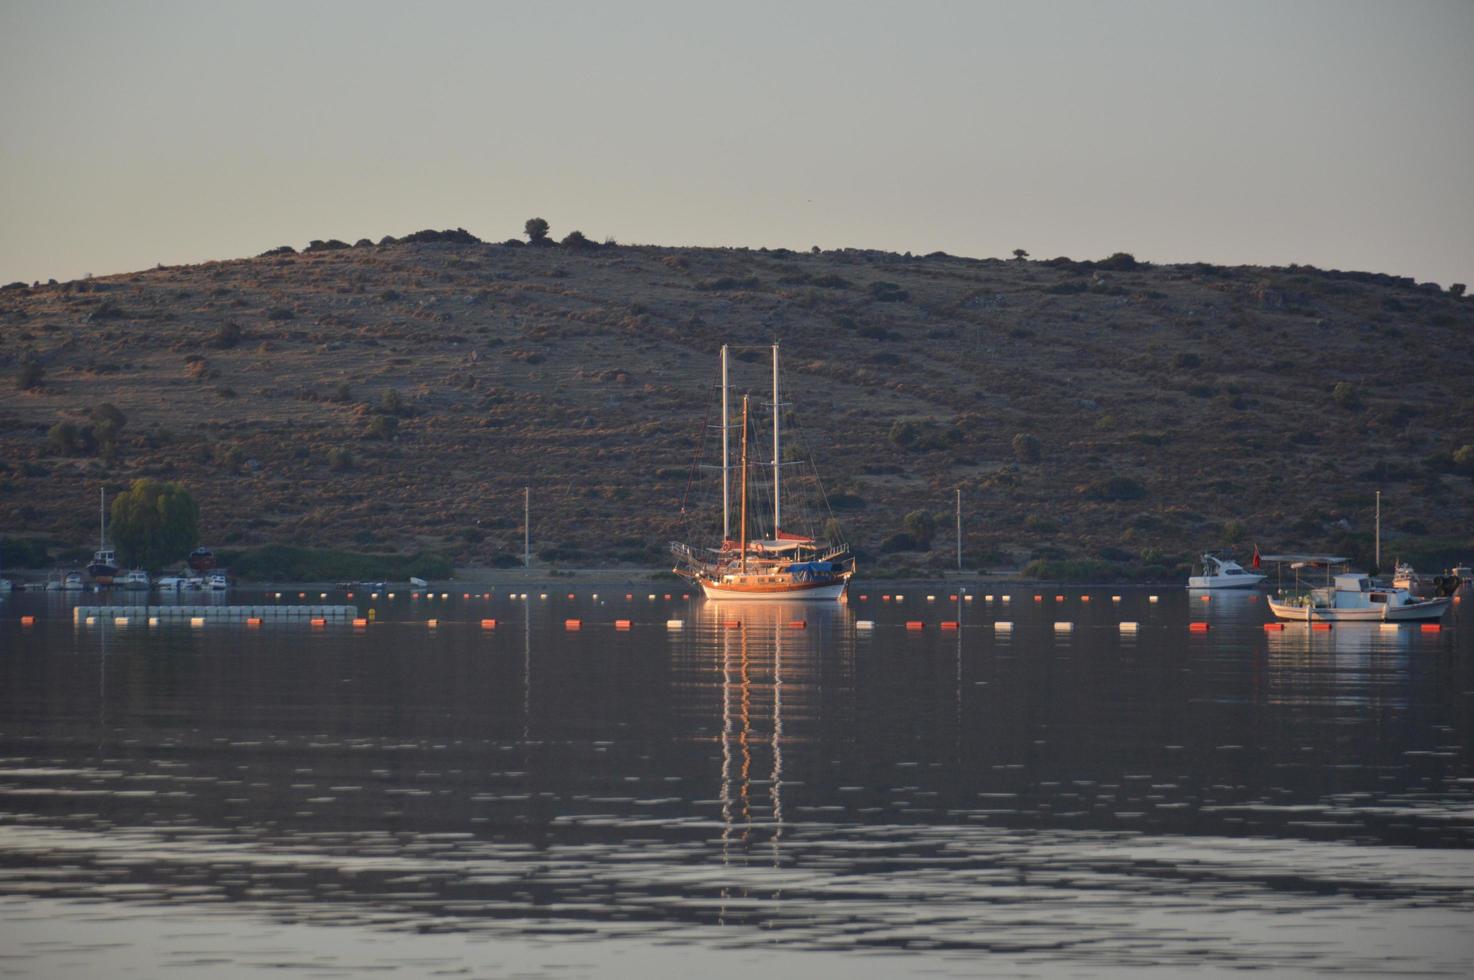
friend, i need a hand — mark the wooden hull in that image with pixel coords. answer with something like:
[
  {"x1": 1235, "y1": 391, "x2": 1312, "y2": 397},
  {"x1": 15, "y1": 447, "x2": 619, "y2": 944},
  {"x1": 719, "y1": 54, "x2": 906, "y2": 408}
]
[
  {"x1": 1267, "y1": 597, "x2": 1450, "y2": 622},
  {"x1": 698, "y1": 576, "x2": 848, "y2": 601}
]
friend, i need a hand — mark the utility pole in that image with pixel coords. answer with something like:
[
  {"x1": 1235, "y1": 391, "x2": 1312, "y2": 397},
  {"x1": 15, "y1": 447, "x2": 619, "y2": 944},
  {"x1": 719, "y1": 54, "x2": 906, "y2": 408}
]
[
  {"x1": 524, "y1": 487, "x2": 530, "y2": 569},
  {"x1": 1375, "y1": 489, "x2": 1381, "y2": 572},
  {"x1": 955, "y1": 487, "x2": 962, "y2": 572}
]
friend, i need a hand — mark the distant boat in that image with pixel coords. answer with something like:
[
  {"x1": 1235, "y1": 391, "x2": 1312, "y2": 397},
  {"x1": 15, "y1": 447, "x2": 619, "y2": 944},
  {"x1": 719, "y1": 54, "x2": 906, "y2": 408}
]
[
  {"x1": 409, "y1": 576, "x2": 429, "y2": 588},
  {"x1": 119, "y1": 569, "x2": 150, "y2": 590},
  {"x1": 155, "y1": 575, "x2": 183, "y2": 591},
  {"x1": 205, "y1": 572, "x2": 228, "y2": 591},
  {"x1": 48, "y1": 570, "x2": 85, "y2": 591},
  {"x1": 671, "y1": 344, "x2": 854, "y2": 600},
  {"x1": 1392, "y1": 561, "x2": 1425, "y2": 592},
  {"x1": 187, "y1": 548, "x2": 216, "y2": 573},
  {"x1": 1268, "y1": 572, "x2": 1450, "y2": 622},
  {"x1": 1187, "y1": 552, "x2": 1266, "y2": 590},
  {"x1": 87, "y1": 487, "x2": 120, "y2": 584}
]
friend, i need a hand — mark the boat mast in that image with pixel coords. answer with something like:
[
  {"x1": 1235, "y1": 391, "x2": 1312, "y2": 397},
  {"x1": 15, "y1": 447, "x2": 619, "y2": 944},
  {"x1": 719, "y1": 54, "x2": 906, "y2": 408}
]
[
  {"x1": 99, "y1": 487, "x2": 105, "y2": 550},
  {"x1": 771, "y1": 343, "x2": 780, "y2": 538},
  {"x1": 1375, "y1": 490, "x2": 1381, "y2": 572},
  {"x1": 739, "y1": 395, "x2": 750, "y2": 574},
  {"x1": 721, "y1": 344, "x2": 730, "y2": 542},
  {"x1": 523, "y1": 487, "x2": 530, "y2": 568}
]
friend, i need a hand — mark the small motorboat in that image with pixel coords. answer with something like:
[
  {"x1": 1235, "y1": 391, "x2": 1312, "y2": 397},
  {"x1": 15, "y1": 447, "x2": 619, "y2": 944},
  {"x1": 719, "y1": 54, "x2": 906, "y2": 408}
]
[
  {"x1": 1268, "y1": 572, "x2": 1451, "y2": 622},
  {"x1": 119, "y1": 569, "x2": 150, "y2": 590},
  {"x1": 187, "y1": 548, "x2": 217, "y2": 573},
  {"x1": 1188, "y1": 552, "x2": 1266, "y2": 589},
  {"x1": 206, "y1": 573, "x2": 229, "y2": 591}
]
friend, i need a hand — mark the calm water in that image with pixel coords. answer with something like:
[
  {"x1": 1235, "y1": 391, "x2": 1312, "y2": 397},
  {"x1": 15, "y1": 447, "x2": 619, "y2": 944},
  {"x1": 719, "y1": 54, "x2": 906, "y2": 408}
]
[{"x1": 2, "y1": 586, "x2": 1473, "y2": 978}]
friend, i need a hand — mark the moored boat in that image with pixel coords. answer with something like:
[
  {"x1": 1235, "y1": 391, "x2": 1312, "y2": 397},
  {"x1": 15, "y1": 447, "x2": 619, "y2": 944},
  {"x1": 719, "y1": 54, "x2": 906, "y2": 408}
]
[
  {"x1": 87, "y1": 488, "x2": 120, "y2": 584},
  {"x1": 1267, "y1": 572, "x2": 1450, "y2": 622},
  {"x1": 187, "y1": 547, "x2": 216, "y2": 573},
  {"x1": 119, "y1": 569, "x2": 150, "y2": 590},
  {"x1": 1187, "y1": 551, "x2": 1266, "y2": 589},
  {"x1": 671, "y1": 344, "x2": 854, "y2": 601}
]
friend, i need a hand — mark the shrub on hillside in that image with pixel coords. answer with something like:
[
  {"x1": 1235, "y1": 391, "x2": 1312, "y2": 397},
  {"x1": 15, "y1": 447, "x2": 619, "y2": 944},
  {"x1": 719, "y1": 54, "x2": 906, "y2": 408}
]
[
  {"x1": 1080, "y1": 476, "x2": 1147, "y2": 501},
  {"x1": 902, "y1": 510, "x2": 936, "y2": 548},
  {"x1": 868, "y1": 281, "x2": 909, "y2": 302},
  {"x1": 16, "y1": 354, "x2": 43, "y2": 390},
  {"x1": 1012, "y1": 433, "x2": 1041, "y2": 463},
  {"x1": 1332, "y1": 382, "x2": 1362, "y2": 410},
  {"x1": 1096, "y1": 252, "x2": 1139, "y2": 271},
  {"x1": 367, "y1": 415, "x2": 399, "y2": 440},
  {"x1": 524, "y1": 217, "x2": 550, "y2": 244}
]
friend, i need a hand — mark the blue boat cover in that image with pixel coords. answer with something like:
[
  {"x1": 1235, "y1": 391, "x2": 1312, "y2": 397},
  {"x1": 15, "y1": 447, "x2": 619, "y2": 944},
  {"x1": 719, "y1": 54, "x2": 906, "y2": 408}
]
[{"x1": 786, "y1": 561, "x2": 836, "y2": 580}]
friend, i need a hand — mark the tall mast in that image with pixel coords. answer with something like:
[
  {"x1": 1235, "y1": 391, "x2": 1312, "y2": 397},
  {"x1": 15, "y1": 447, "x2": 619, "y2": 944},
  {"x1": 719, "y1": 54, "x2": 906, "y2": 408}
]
[
  {"x1": 956, "y1": 487, "x2": 962, "y2": 572},
  {"x1": 99, "y1": 487, "x2": 105, "y2": 550},
  {"x1": 771, "y1": 343, "x2": 780, "y2": 538},
  {"x1": 721, "y1": 344, "x2": 730, "y2": 542},
  {"x1": 740, "y1": 395, "x2": 749, "y2": 574},
  {"x1": 1375, "y1": 490, "x2": 1381, "y2": 572},
  {"x1": 523, "y1": 487, "x2": 530, "y2": 568}
]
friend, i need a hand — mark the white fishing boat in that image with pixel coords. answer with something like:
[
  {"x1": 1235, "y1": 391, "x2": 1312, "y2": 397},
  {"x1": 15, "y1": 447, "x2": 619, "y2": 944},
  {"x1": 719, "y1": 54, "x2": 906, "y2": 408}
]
[
  {"x1": 205, "y1": 572, "x2": 229, "y2": 591},
  {"x1": 155, "y1": 575, "x2": 184, "y2": 591},
  {"x1": 119, "y1": 569, "x2": 150, "y2": 590},
  {"x1": 1392, "y1": 561, "x2": 1424, "y2": 592},
  {"x1": 1268, "y1": 572, "x2": 1451, "y2": 622},
  {"x1": 1187, "y1": 552, "x2": 1266, "y2": 589},
  {"x1": 671, "y1": 344, "x2": 854, "y2": 601}
]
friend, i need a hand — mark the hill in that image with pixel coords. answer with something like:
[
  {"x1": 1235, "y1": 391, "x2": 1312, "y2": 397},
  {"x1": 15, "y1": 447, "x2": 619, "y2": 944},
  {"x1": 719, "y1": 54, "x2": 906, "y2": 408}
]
[{"x1": 2, "y1": 231, "x2": 1471, "y2": 580}]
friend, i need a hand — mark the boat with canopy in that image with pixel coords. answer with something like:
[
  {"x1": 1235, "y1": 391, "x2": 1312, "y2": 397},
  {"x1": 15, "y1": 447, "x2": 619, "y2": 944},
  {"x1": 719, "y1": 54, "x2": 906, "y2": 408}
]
[{"x1": 671, "y1": 344, "x2": 855, "y2": 600}]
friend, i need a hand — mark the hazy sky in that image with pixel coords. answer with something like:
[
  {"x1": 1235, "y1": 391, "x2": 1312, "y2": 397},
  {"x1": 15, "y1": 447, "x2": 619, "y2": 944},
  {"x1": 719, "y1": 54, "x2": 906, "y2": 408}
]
[{"x1": 2, "y1": 0, "x2": 1471, "y2": 287}]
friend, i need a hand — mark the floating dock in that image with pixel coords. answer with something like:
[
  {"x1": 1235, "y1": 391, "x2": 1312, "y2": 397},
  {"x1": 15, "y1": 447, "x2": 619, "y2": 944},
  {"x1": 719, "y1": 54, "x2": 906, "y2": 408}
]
[{"x1": 74, "y1": 605, "x2": 358, "y2": 624}]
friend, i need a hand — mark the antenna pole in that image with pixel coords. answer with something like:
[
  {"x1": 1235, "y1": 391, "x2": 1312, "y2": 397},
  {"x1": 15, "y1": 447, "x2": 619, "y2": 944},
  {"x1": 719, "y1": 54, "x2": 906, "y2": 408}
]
[
  {"x1": 721, "y1": 345, "x2": 730, "y2": 542},
  {"x1": 956, "y1": 487, "x2": 962, "y2": 572},
  {"x1": 524, "y1": 487, "x2": 530, "y2": 569},
  {"x1": 1375, "y1": 490, "x2": 1381, "y2": 572},
  {"x1": 771, "y1": 343, "x2": 780, "y2": 537}
]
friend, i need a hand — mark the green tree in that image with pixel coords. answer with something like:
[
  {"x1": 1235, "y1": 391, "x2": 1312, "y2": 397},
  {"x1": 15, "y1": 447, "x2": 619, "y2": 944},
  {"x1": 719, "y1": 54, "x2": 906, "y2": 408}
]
[
  {"x1": 110, "y1": 479, "x2": 199, "y2": 571},
  {"x1": 524, "y1": 217, "x2": 550, "y2": 243},
  {"x1": 91, "y1": 403, "x2": 127, "y2": 458},
  {"x1": 902, "y1": 509, "x2": 936, "y2": 548},
  {"x1": 16, "y1": 353, "x2": 44, "y2": 390},
  {"x1": 1012, "y1": 432, "x2": 1041, "y2": 463}
]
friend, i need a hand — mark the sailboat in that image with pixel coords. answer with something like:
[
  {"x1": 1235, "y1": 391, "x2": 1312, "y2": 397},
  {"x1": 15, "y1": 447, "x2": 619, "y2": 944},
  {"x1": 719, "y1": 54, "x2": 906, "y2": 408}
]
[
  {"x1": 671, "y1": 344, "x2": 855, "y2": 600},
  {"x1": 86, "y1": 487, "x2": 120, "y2": 585}
]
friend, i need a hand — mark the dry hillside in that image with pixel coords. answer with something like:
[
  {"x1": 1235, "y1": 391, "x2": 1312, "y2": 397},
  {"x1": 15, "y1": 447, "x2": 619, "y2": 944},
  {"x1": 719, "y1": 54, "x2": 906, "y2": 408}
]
[{"x1": 2, "y1": 230, "x2": 1472, "y2": 578}]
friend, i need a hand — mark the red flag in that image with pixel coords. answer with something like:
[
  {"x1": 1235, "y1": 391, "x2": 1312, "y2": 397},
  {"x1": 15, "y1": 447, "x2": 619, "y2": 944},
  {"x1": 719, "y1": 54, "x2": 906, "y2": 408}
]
[{"x1": 1251, "y1": 544, "x2": 1261, "y2": 569}]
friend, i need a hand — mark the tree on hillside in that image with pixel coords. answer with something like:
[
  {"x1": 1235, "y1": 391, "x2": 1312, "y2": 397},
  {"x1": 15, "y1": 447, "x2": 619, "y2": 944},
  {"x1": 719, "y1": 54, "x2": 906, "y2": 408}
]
[
  {"x1": 903, "y1": 510, "x2": 936, "y2": 548},
  {"x1": 524, "y1": 217, "x2": 550, "y2": 244},
  {"x1": 110, "y1": 479, "x2": 199, "y2": 571},
  {"x1": 1013, "y1": 248, "x2": 1029, "y2": 261}
]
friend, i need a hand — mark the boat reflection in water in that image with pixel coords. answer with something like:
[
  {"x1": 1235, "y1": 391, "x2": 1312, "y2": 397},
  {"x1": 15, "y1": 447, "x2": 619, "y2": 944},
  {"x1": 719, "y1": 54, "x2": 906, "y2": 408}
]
[{"x1": 684, "y1": 601, "x2": 854, "y2": 906}]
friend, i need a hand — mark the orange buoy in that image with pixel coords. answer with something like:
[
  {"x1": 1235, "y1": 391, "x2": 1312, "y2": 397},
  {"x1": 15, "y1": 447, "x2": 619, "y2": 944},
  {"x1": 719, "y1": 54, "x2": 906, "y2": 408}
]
[{"x1": 1188, "y1": 622, "x2": 1210, "y2": 632}]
